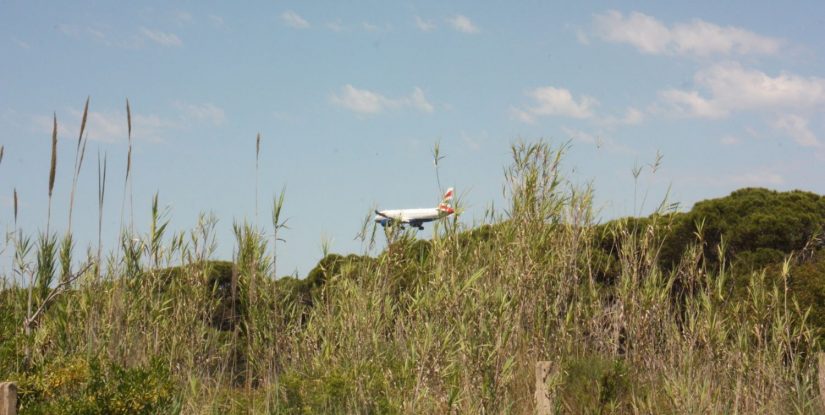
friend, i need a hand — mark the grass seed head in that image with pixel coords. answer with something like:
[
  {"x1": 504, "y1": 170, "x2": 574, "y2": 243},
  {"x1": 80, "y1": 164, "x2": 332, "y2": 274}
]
[{"x1": 49, "y1": 113, "x2": 57, "y2": 197}]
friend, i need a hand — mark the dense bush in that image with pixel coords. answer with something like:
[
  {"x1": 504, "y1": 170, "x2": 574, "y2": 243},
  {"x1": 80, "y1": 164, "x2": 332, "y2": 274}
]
[
  {"x1": 596, "y1": 188, "x2": 824, "y2": 273},
  {"x1": 768, "y1": 250, "x2": 825, "y2": 337},
  {"x1": 15, "y1": 356, "x2": 177, "y2": 414},
  {"x1": 558, "y1": 355, "x2": 631, "y2": 413},
  {"x1": 659, "y1": 188, "x2": 825, "y2": 269}
]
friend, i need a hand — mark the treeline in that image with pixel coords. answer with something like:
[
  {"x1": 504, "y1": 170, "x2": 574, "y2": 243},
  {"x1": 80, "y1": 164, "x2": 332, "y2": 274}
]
[
  {"x1": 261, "y1": 187, "x2": 825, "y2": 330},
  {"x1": 157, "y1": 186, "x2": 825, "y2": 349}
]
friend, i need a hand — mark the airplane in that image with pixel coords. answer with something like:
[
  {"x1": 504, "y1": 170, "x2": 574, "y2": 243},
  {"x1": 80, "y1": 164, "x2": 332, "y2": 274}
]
[{"x1": 374, "y1": 188, "x2": 455, "y2": 230}]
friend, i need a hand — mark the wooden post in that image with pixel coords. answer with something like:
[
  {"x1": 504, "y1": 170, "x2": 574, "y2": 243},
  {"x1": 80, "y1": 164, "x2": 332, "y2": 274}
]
[
  {"x1": 0, "y1": 382, "x2": 17, "y2": 415},
  {"x1": 535, "y1": 361, "x2": 553, "y2": 415},
  {"x1": 818, "y1": 353, "x2": 825, "y2": 412}
]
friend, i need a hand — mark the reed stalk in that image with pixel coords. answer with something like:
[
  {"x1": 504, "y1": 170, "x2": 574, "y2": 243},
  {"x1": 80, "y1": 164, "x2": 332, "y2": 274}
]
[
  {"x1": 96, "y1": 150, "x2": 107, "y2": 280},
  {"x1": 271, "y1": 188, "x2": 287, "y2": 279},
  {"x1": 45, "y1": 113, "x2": 57, "y2": 238},
  {"x1": 255, "y1": 133, "x2": 261, "y2": 223},
  {"x1": 67, "y1": 97, "x2": 89, "y2": 233}
]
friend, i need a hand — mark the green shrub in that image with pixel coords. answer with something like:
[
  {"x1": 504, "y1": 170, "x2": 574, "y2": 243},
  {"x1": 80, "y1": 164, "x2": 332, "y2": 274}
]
[
  {"x1": 293, "y1": 253, "x2": 375, "y2": 306},
  {"x1": 154, "y1": 261, "x2": 239, "y2": 331},
  {"x1": 662, "y1": 188, "x2": 825, "y2": 269},
  {"x1": 278, "y1": 364, "x2": 398, "y2": 415},
  {"x1": 558, "y1": 355, "x2": 631, "y2": 413},
  {"x1": 15, "y1": 356, "x2": 178, "y2": 414},
  {"x1": 776, "y1": 249, "x2": 825, "y2": 338}
]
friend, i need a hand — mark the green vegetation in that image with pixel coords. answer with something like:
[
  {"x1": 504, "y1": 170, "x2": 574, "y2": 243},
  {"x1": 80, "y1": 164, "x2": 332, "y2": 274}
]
[
  {"x1": 15, "y1": 356, "x2": 176, "y2": 414},
  {"x1": 2, "y1": 137, "x2": 825, "y2": 413},
  {"x1": 655, "y1": 187, "x2": 825, "y2": 270}
]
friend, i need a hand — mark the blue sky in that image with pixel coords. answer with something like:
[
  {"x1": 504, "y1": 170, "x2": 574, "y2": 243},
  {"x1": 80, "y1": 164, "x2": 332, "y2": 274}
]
[{"x1": 1, "y1": 1, "x2": 824, "y2": 276}]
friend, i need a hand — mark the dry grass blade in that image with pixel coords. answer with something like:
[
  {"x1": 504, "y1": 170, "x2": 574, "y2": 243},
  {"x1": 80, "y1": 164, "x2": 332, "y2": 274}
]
[
  {"x1": 68, "y1": 98, "x2": 90, "y2": 232},
  {"x1": 45, "y1": 113, "x2": 58, "y2": 236},
  {"x1": 49, "y1": 113, "x2": 57, "y2": 198},
  {"x1": 126, "y1": 99, "x2": 134, "y2": 230},
  {"x1": 13, "y1": 187, "x2": 18, "y2": 226},
  {"x1": 125, "y1": 147, "x2": 132, "y2": 184},
  {"x1": 118, "y1": 99, "x2": 134, "y2": 252},
  {"x1": 97, "y1": 149, "x2": 107, "y2": 280},
  {"x1": 255, "y1": 132, "x2": 261, "y2": 221},
  {"x1": 126, "y1": 98, "x2": 132, "y2": 141},
  {"x1": 78, "y1": 96, "x2": 89, "y2": 149},
  {"x1": 99, "y1": 152, "x2": 107, "y2": 208},
  {"x1": 78, "y1": 135, "x2": 87, "y2": 173},
  {"x1": 125, "y1": 99, "x2": 132, "y2": 183}
]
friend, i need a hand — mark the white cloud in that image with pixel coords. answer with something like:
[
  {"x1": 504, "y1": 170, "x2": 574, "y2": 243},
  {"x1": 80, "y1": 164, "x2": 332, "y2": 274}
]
[
  {"x1": 175, "y1": 11, "x2": 193, "y2": 25},
  {"x1": 512, "y1": 86, "x2": 598, "y2": 123},
  {"x1": 659, "y1": 89, "x2": 726, "y2": 118},
  {"x1": 600, "y1": 107, "x2": 644, "y2": 126},
  {"x1": 460, "y1": 131, "x2": 484, "y2": 151},
  {"x1": 409, "y1": 87, "x2": 434, "y2": 113},
  {"x1": 34, "y1": 109, "x2": 172, "y2": 143},
  {"x1": 174, "y1": 102, "x2": 226, "y2": 126},
  {"x1": 575, "y1": 29, "x2": 590, "y2": 45},
  {"x1": 720, "y1": 135, "x2": 741, "y2": 145},
  {"x1": 330, "y1": 85, "x2": 435, "y2": 115},
  {"x1": 57, "y1": 24, "x2": 79, "y2": 37},
  {"x1": 594, "y1": 11, "x2": 670, "y2": 54},
  {"x1": 362, "y1": 22, "x2": 379, "y2": 32},
  {"x1": 139, "y1": 27, "x2": 182, "y2": 47},
  {"x1": 621, "y1": 107, "x2": 644, "y2": 125},
  {"x1": 447, "y1": 15, "x2": 479, "y2": 34},
  {"x1": 57, "y1": 25, "x2": 147, "y2": 49},
  {"x1": 57, "y1": 24, "x2": 110, "y2": 45},
  {"x1": 32, "y1": 114, "x2": 72, "y2": 139},
  {"x1": 209, "y1": 15, "x2": 226, "y2": 29},
  {"x1": 12, "y1": 37, "x2": 30, "y2": 49},
  {"x1": 772, "y1": 114, "x2": 820, "y2": 147},
  {"x1": 560, "y1": 126, "x2": 635, "y2": 154},
  {"x1": 660, "y1": 62, "x2": 825, "y2": 118},
  {"x1": 31, "y1": 102, "x2": 226, "y2": 144},
  {"x1": 593, "y1": 10, "x2": 781, "y2": 57},
  {"x1": 281, "y1": 10, "x2": 310, "y2": 29},
  {"x1": 88, "y1": 111, "x2": 172, "y2": 143},
  {"x1": 561, "y1": 126, "x2": 598, "y2": 145},
  {"x1": 415, "y1": 16, "x2": 436, "y2": 32},
  {"x1": 330, "y1": 86, "x2": 385, "y2": 114},
  {"x1": 326, "y1": 19, "x2": 347, "y2": 32},
  {"x1": 510, "y1": 108, "x2": 535, "y2": 124}
]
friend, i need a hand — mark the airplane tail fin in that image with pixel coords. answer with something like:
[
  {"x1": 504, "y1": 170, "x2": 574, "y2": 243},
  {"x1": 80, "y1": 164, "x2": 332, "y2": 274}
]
[
  {"x1": 441, "y1": 187, "x2": 454, "y2": 203},
  {"x1": 437, "y1": 187, "x2": 455, "y2": 214}
]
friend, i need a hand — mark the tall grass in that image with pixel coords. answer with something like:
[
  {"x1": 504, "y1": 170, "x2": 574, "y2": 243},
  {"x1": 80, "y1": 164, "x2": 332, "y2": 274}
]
[
  {"x1": 0, "y1": 111, "x2": 821, "y2": 413},
  {"x1": 45, "y1": 113, "x2": 57, "y2": 237},
  {"x1": 96, "y1": 149, "x2": 107, "y2": 281}
]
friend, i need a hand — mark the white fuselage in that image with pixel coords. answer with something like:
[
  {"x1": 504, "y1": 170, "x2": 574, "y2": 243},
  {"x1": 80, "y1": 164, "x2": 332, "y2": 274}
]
[{"x1": 374, "y1": 208, "x2": 444, "y2": 224}]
